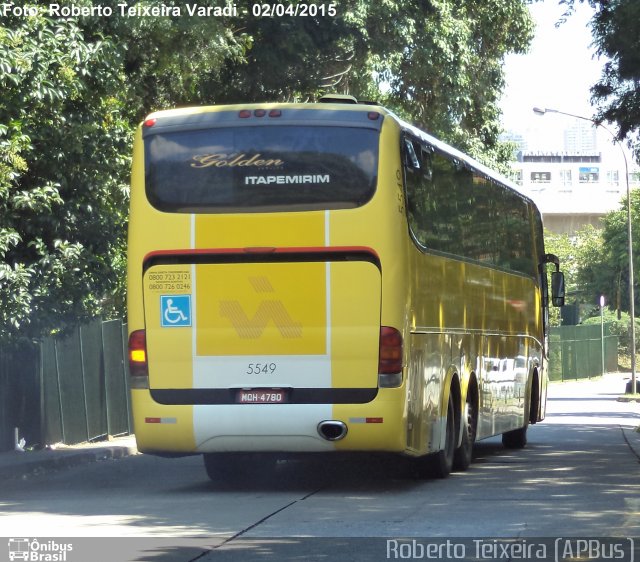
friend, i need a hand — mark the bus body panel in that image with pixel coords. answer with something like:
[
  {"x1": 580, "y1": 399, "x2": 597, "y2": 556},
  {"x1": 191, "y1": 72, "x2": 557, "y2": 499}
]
[
  {"x1": 405, "y1": 245, "x2": 545, "y2": 453},
  {"x1": 131, "y1": 393, "x2": 196, "y2": 454},
  {"x1": 131, "y1": 388, "x2": 409, "y2": 455}
]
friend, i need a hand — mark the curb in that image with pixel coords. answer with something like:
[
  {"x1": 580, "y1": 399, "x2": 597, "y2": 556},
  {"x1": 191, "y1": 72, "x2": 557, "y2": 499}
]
[
  {"x1": 0, "y1": 441, "x2": 139, "y2": 480},
  {"x1": 617, "y1": 396, "x2": 640, "y2": 403}
]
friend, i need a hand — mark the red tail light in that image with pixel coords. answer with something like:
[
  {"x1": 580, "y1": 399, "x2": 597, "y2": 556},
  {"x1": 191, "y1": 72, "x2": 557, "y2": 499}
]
[
  {"x1": 128, "y1": 329, "x2": 148, "y2": 378},
  {"x1": 238, "y1": 109, "x2": 282, "y2": 119},
  {"x1": 379, "y1": 327, "x2": 403, "y2": 374}
]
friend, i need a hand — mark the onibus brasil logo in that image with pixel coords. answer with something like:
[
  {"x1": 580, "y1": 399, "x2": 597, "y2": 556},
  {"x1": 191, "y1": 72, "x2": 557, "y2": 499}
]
[{"x1": 8, "y1": 539, "x2": 73, "y2": 562}]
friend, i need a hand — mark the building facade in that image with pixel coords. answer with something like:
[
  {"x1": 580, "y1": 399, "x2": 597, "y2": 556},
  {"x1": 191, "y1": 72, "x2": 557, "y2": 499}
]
[{"x1": 511, "y1": 150, "x2": 640, "y2": 235}]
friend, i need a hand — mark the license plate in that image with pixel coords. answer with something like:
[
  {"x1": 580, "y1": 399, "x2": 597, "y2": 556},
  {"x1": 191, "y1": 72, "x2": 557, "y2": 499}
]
[{"x1": 236, "y1": 389, "x2": 288, "y2": 404}]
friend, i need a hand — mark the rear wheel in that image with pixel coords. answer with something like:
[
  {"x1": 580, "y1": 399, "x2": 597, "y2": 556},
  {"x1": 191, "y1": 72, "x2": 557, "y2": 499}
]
[
  {"x1": 502, "y1": 426, "x2": 527, "y2": 449},
  {"x1": 203, "y1": 453, "x2": 242, "y2": 481},
  {"x1": 453, "y1": 391, "x2": 477, "y2": 471},
  {"x1": 428, "y1": 393, "x2": 456, "y2": 478},
  {"x1": 203, "y1": 453, "x2": 277, "y2": 481}
]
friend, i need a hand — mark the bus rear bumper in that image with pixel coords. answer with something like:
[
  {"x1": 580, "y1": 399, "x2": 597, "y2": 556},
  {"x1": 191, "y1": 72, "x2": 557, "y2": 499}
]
[{"x1": 131, "y1": 387, "x2": 407, "y2": 455}]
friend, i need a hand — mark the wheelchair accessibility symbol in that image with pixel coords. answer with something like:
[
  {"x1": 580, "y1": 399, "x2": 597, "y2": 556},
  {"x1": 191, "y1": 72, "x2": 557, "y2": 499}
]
[{"x1": 161, "y1": 295, "x2": 192, "y2": 327}]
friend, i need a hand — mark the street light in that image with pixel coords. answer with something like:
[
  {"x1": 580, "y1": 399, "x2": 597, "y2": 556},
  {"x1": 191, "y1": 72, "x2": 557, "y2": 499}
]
[
  {"x1": 533, "y1": 107, "x2": 636, "y2": 392},
  {"x1": 600, "y1": 295, "x2": 605, "y2": 378}
]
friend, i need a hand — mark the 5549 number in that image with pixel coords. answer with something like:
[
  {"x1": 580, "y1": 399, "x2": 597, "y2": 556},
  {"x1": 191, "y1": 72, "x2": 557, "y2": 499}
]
[{"x1": 246, "y1": 363, "x2": 277, "y2": 375}]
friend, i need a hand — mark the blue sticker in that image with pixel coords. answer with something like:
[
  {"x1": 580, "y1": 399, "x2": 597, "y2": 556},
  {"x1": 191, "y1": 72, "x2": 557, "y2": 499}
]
[{"x1": 161, "y1": 295, "x2": 192, "y2": 327}]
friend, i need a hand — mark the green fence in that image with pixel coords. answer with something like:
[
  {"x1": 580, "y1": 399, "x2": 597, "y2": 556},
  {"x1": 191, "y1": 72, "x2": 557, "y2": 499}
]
[
  {"x1": 0, "y1": 342, "x2": 41, "y2": 452},
  {"x1": 0, "y1": 319, "x2": 131, "y2": 452},
  {"x1": 549, "y1": 323, "x2": 618, "y2": 381}
]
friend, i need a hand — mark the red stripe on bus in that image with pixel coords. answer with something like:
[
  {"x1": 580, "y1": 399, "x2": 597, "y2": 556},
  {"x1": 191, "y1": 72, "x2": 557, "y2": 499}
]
[{"x1": 143, "y1": 246, "x2": 380, "y2": 262}]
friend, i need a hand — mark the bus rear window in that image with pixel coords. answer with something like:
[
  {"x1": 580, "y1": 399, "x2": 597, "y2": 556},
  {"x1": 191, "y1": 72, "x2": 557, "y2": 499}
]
[{"x1": 144, "y1": 125, "x2": 379, "y2": 213}]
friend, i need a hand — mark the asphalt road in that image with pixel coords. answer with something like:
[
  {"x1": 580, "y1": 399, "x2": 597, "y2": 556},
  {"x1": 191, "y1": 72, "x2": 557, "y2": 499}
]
[{"x1": 1, "y1": 374, "x2": 638, "y2": 562}]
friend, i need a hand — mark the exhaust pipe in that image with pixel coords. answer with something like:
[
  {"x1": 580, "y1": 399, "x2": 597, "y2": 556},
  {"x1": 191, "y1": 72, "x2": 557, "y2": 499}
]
[{"x1": 317, "y1": 420, "x2": 348, "y2": 441}]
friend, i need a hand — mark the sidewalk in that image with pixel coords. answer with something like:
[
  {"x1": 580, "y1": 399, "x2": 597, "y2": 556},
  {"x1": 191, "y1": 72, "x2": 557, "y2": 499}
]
[
  {"x1": 0, "y1": 374, "x2": 638, "y2": 481},
  {"x1": 0, "y1": 435, "x2": 139, "y2": 481},
  {"x1": 547, "y1": 372, "x2": 640, "y2": 461}
]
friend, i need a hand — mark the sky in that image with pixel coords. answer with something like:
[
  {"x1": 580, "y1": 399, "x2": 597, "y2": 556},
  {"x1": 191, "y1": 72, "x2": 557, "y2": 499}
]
[{"x1": 500, "y1": 1, "x2": 608, "y2": 152}]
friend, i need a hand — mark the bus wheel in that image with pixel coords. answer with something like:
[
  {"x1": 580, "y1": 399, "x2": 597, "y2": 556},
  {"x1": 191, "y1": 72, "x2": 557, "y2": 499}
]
[
  {"x1": 428, "y1": 393, "x2": 456, "y2": 478},
  {"x1": 502, "y1": 426, "x2": 527, "y2": 449},
  {"x1": 453, "y1": 393, "x2": 477, "y2": 471},
  {"x1": 204, "y1": 453, "x2": 278, "y2": 481},
  {"x1": 204, "y1": 453, "x2": 233, "y2": 481},
  {"x1": 203, "y1": 453, "x2": 252, "y2": 481}
]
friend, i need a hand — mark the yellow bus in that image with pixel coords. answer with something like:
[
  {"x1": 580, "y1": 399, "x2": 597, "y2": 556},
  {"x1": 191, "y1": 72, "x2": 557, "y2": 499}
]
[{"x1": 127, "y1": 96, "x2": 564, "y2": 479}]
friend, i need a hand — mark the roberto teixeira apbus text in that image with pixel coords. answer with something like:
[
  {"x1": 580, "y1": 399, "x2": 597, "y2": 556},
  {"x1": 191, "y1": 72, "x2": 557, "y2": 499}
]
[{"x1": 385, "y1": 538, "x2": 635, "y2": 561}]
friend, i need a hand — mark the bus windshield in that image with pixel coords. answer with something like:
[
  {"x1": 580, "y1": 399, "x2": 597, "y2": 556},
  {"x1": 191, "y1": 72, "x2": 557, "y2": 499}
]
[{"x1": 144, "y1": 125, "x2": 379, "y2": 213}]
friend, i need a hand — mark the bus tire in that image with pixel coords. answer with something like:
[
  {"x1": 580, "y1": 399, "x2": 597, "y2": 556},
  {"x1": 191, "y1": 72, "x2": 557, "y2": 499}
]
[
  {"x1": 204, "y1": 452, "x2": 279, "y2": 481},
  {"x1": 427, "y1": 393, "x2": 456, "y2": 478},
  {"x1": 203, "y1": 453, "x2": 252, "y2": 481},
  {"x1": 529, "y1": 372, "x2": 540, "y2": 424},
  {"x1": 501, "y1": 426, "x2": 527, "y2": 449},
  {"x1": 453, "y1": 389, "x2": 477, "y2": 471},
  {"x1": 204, "y1": 453, "x2": 231, "y2": 481}
]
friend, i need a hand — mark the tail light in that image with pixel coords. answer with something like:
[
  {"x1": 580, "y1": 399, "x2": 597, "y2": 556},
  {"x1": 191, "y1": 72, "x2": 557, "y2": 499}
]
[
  {"x1": 238, "y1": 109, "x2": 282, "y2": 118},
  {"x1": 128, "y1": 329, "x2": 149, "y2": 388},
  {"x1": 378, "y1": 327, "x2": 403, "y2": 388}
]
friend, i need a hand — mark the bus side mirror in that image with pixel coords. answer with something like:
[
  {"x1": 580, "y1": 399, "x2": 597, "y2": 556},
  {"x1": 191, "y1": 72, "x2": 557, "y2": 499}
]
[{"x1": 551, "y1": 271, "x2": 565, "y2": 307}]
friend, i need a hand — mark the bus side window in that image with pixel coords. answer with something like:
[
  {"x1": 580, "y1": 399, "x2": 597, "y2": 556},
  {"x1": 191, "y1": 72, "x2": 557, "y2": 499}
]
[
  {"x1": 403, "y1": 137, "x2": 432, "y2": 246},
  {"x1": 421, "y1": 148, "x2": 433, "y2": 181},
  {"x1": 404, "y1": 139, "x2": 421, "y2": 171}
]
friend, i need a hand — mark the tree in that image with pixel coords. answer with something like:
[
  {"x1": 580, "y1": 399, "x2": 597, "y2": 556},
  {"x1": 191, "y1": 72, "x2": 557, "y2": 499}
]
[
  {"x1": 0, "y1": 14, "x2": 130, "y2": 342},
  {"x1": 574, "y1": 224, "x2": 615, "y2": 309},
  {"x1": 550, "y1": 190, "x2": 640, "y2": 321},
  {"x1": 79, "y1": 0, "x2": 249, "y2": 121},
  {"x1": 541, "y1": 0, "x2": 640, "y2": 161},
  {"x1": 589, "y1": 0, "x2": 640, "y2": 161},
  {"x1": 544, "y1": 224, "x2": 607, "y2": 326},
  {"x1": 598, "y1": 189, "x2": 640, "y2": 315}
]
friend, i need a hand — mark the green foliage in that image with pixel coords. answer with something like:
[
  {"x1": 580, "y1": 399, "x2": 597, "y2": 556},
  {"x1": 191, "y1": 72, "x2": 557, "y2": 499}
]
[
  {"x1": 213, "y1": 0, "x2": 357, "y2": 103},
  {"x1": 582, "y1": 309, "x2": 640, "y2": 355},
  {"x1": 598, "y1": 189, "x2": 640, "y2": 315},
  {"x1": 547, "y1": 189, "x2": 640, "y2": 327},
  {"x1": 544, "y1": 224, "x2": 607, "y2": 301},
  {"x1": 79, "y1": 0, "x2": 249, "y2": 120},
  {"x1": 540, "y1": 0, "x2": 640, "y2": 161},
  {"x1": 0, "y1": 13, "x2": 130, "y2": 342},
  {"x1": 589, "y1": 0, "x2": 640, "y2": 162}
]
